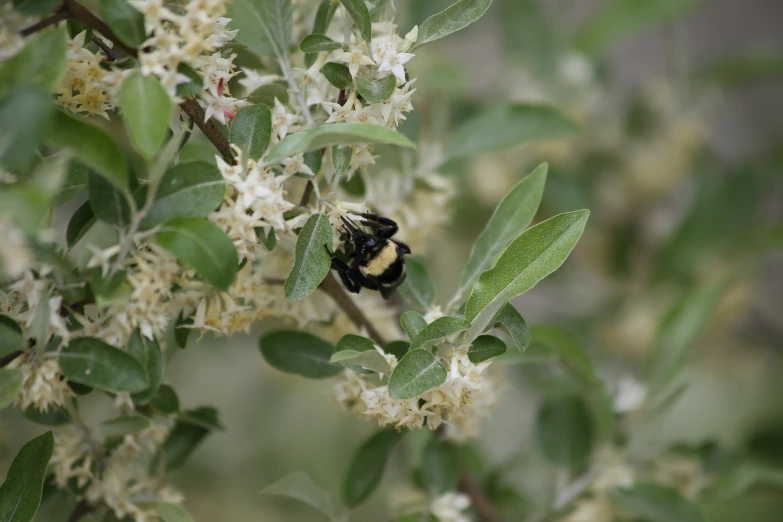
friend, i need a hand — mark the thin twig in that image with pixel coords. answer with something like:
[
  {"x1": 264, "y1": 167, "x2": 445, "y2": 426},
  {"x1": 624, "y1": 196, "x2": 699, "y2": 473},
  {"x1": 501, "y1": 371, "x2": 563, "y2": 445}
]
[
  {"x1": 91, "y1": 35, "x2": 120, "y2": 61},
  {"x1": 180, "y1": 98, "x2": 235, "y2": 165},
  {"x1": 20, "y1": 5, "x2": 71, "y2": 37},
  {"x1": 63, "y1": 0, "x2": 136, "y2": 57},
  {"x1": 0, "y1": 350, "x2": 22, "y2": 368},
  {"x1": 459, "y1": 460, "x2": 505, "y2": 522},
  {"x1": 320, "y1": 273, "x2": 387, "y2": 346},
  {"x1": 299, "y1": 181, "x2": 314, "y2": 207}
]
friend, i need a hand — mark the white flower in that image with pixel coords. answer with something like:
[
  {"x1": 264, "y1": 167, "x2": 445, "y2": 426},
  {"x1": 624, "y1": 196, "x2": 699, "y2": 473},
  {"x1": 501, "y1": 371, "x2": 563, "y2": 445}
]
[
  {"x1": 281, "y1": 153, "x2": 314, "y2": 177},
  {"x1": 334, "y1": 45, "x2": 375, "y2": 77},
  {"x1": 431, "y1": 492, "x2": 471, "y2": 522},
  {"x1": 0, "y1": 221, "x2": 32, "y2": 280},
  {"x1": 613, "y1": 375, "x2": 647, "y2": 413},
  {"x1": 238, "y1": 69, "x2": 282, "y2": 93},
  {"x1": 272, "y1": 98, "x2": 299, "y2": 140}
]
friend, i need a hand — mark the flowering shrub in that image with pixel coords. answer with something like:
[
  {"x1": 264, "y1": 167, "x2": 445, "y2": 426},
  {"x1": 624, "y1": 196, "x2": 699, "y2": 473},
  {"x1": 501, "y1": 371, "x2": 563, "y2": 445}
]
[{"x1": 1, "y1": 0, "x2": 782, "y2": 522}]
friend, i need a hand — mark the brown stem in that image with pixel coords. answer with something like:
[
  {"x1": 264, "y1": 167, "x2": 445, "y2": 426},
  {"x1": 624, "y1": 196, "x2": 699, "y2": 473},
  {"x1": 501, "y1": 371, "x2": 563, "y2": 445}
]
[
  {"x1": 20, "y1": 5, "x2": 71, "y2": 37},
  {"x1": 459, "y1": 461, "x2": 505, "y2": 522},
  {"x1": 63, "y1": 0, "x2": 136, "y2": 57},
  {"x1": 92, "y1": 35, "x2": 120, "y2": 61},
  {"x1": 180, "y1": 97, "x2": 235, "y2": 165},
  {"x1": 320, "y1": 273, "x2": 387, "y2": 346},
  {"x1": 299, "y1": 181, "x2": 314, "y2": 207},
  {"x1": 66, "y1": 500, "x2": 94, "y2": 522},
  {"x1": 0, "y1": 350, "x2": 22, "y2": 368}
]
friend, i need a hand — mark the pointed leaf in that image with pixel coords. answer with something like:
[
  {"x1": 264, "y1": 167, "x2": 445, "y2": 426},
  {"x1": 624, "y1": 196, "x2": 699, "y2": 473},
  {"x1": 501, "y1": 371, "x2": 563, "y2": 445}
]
[
  {"x1": 322, "y1": 62, "x2": 353, "y2": 89},
  {"x1": 410, "y1": 316, "x2": 471, "y2": 351},
  {"x1": 267, "y1": 122, "x2": 415, "y2": 164},
  {"x1": 467, "y1": 335, "x2": 506, "y2": 363},
  {"x1": 158, "y1": 503, "x2": 195, "y2": 522},
  {"x1": 0, "y1": 87, "x2": 53, "y2": 172},
  {"x1": 489, "y1": 304, "x2": 530, "y2": 352},
  {"x1": 300, "y1": 33, "x2": 342, "y2": 53},
  {"x1": 343, "y1": 429, "x2": 401, "y2": 507},
  {"x1": 465, "y1": 210, "x2": 589, "y2": 339},
  {"x1": 444, "y1": 104, "x2": 579, "y2": 161},
  {"x1": 285, "y1": 213, "x2": 333, "y2": 302},
  {"x1": 355, "y1": 75, "x2": 396, "y2": 103},
  {"x1": 398, "y1": 258, "x2": 436, "y2": 312},
  {"x1": 388, "y1": 349, "x2": 447, "y2": 400},
  {"x1": 142, "y1": 162, "x2": 225, "y2": 227},
  {"x1": 126, "y1": 329, "x2": 162, "y2": 404},
  {"x1": 400, "y1": 311, "x2": 427, "y2": 341},
  {"x1": 0, "y1": 315, "x2": 24, "y2": 359},
  {"x1": 609, "y1": 482, "x2": 705, "y2": 522},
  {"x1": 65, "y1": 200, "x2": 96, "y2": 248},
  {"x1": 159, "y1": 407, "x2": 217, "y2": 470},
  {"x1": 0, "y1": 28, "x2": 67, "y2": 97},
  {"x1": 118, "y1": 71, "x2": 172, "y2": 160},
  {"x1": 0, "y1": 431, "x2": 53, "y2": 522},
  {"x1": 99, "y1": 0, "x2": 147, "y2": 48},
  {"x1": 0, "y1": 369, "x2": 22, "y2": 410},
  {"x1": 536, "y1": 394, "x2": 594, "y2": 469},
  {"x1": 59, "y1": 337, "x2": 148, "y2": 393},
  {"x1": 260, "y1": 330, "x2": 341, "y2": 379},
  {"x1": 261, "y1": 472, "x2": 342, "y2": 522},
  {"x1": 229, "y1": 104, "x2": 272, "y2": 161},
  {"x1": 227, "y1": 0, "x2": 292, "y2": 60},
  {"x1": 330, "y1": 350, "x2": 390, "y2": 374},
  {"x1": 100, "y1": 415, "x2": 150, "y2": 438},
  {"x1": 340, "y1": 0, "x2": 372, "y2": 44},
  {"x1": 332, "y1": 145, "x2": 352, "y2": 179},
  {"x1": 88, "y1": 171, "x2": 130, "y2": 227},
  {"x1": 412, "y1": 0, "x2": 493, "y2": 50},
  {"x1": 420, "y1": 437, "x2": 459, "y2": 493},
  {"x1": 156, "y1": 217, "x2": 238, "y2": 291},
  {"x1": 453, "y1": 163, "x2": 547, "y2": 306},
  {"x1": 336, "y1": 333, "x2": 376, "y2": 353}
]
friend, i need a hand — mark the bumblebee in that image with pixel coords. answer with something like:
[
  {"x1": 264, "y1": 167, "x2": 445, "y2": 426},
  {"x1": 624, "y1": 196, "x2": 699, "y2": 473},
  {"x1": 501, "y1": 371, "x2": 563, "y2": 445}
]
[{"x1": 326, "y1": 213, "x2": 411, "y2": 299}]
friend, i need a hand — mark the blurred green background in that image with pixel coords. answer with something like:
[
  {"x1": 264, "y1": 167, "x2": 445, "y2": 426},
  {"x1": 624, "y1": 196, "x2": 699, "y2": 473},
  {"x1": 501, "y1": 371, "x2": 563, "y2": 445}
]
[{"x1": 4, "y1": 0, "x2": 783, "y2": 520}]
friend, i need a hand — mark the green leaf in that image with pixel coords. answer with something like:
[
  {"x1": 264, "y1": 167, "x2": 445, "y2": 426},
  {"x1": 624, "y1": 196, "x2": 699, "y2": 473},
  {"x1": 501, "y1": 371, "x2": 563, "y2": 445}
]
[
  {"x1": 388, "y1": 349, "x2": 447, "y2": 400},
  {"x1": 159, "y1": 407, "x2": 217, "y2": 470},
  {"x1": 648, "y1": 284, "x2": 724, "y2": 390},
  {"x1": 0, "y1": 431, "x2": 53, "y2": 522},
  {"x1": 173, "y1": 311, "x2": 192, "y2": 349},
  {"x1": 330, "y1": 349, "x2": 390, "y2": 374},
  {"x1": 158, "y1": 503, "x2": 194, "y2": 522},
  {"x1": 303, "y1": 149, "x2": 322, "y2": 175},
  {"x1": 489, "y1": 304, "x2": 530, "y2": 352},
  {"x1": 313, "y1": 0, "x2": 338, "y2": 33},
  {"x1": 261, "y1": 472, "x2": 343, "y2": 522},
  {"x1": 229, "y1": 104, "x2": 272, "y2": 160},
  {"x1": 260, "y1": 330, "x2": 342, "y2": 379},
  {"x1": 0, "y1": 87, "x2": 53, "y2": 172},
  {"x1": 0, "y1": 28, "x2": 67, "y2": 97},
  {"x1": 53, "y1": 160, "x2": 90, "y2": 206},
  {"x1": 340, "y1": 0, "x2": 372, "y2": 44},
  {"x1": 118, "y1": 71, "x2": 172, "y2": 160},
  {"x1": 284, "y1": 213, "x2": 333, "y2": 302},
  {"x1": 88, "y1": 171, "x2": 130, "y2": 227},
  {"x1": 400, "y1": 311, "x2": 427, "y2": 341},
  {"x1": 65, "y1": 200, "x2": 96, "y2": 248},
  {"x1": 343, "y1": 429, "x2": 400, "y2": 507},
  {"x1": 336, "y1": 333, "x2": 375, "y2": 353},
  {"x1": 58, "y1": 337, "x2": 148, "y2": 393},
  {"x1": 99, "y1": 0, "x2": 147, "y2": 47},
  {"x1": 575, "y1": 0, "x2": 704, "y2": 57},
  {"x1": 331, "y1": 145, "x2": 352, "y2": 179},
  {"x1": 150, "y1": 384, "x2": 180, "y2": 414},
  {"x1": 384, "y1": 340, "x2": 410, "y2": 360},
  {"x1": 156, "y1": 217, "x2": 238, "y2": 291},
  {"x1": 100, "y1": 415, "x2": 150, "y2": 438},
  {"x1": 12, "y1": 0, "x2": 61, "y2": 15},
  {"x1": 0, "y1": 369, "x2": 22, "y2": 410},
  {"x1": 444, "y1": 104, "x2": 579, "y2": 161},
  {"x1": 536, "y1": 394, "x2": 594, "y2": 469},
  {"x1": 248, "y1": 83, "x2": 290, "y2": 106},
  {"x1": 412, "y1": 0, "x2": 493, "y2": 50},
  {"x1": 300, "y1": 33, "x2": 342, "y2": 53},
  {"x1": 322, "y1": 62, "x2": 353, "y2": 89},
  {"x1": 268, "y1": 122, "x2": 415, "y2": 164},
  {"x1": 175, "y1": 63, "x2": 203, "y2": 97},
  {"x1": 142, "y1": 162, "x2": 225, "y2": 227},
  {"x1": 22, "y1": 407, "x2": 71, "y2": 426},
  {"x1": 48, "y1": 110, "x2": 127, "y2": 188},
  {"x1": 464, "y1": 210, "x2": 589, "y2": 339},
  {"x1": 227, "y1": 0, "x2": 292, "y2": 60},
  {"x1": 609, "y1": 482, "x2": 705, "y2": 522},
  {"x1": 452, "y1": 163, "x2": 547, "y2": 307},
  {"x1": 0, "y1": 315, "x2": 24, "y2": 359},
  {"x1": 126, "y1": 329, "x2": 162, "y2": 405},
  {"x1": 398, "y1": 258, "x2": 436, "y2": 312},
  {"x1": 530, "y1": 326, "x2": 600, "y2": 388},
  {"x1": 467, "y1": 335, "x2": 506, "y2": 363},
  {"x1": 420, "y1": 437, "x2": 459, "y2": 493},
  {"x1": 410, "y1": 316, "x2": 471, "y2": 351},
  {"x1": 355, "y1": 75, "x2": 396, "y2": 103}
]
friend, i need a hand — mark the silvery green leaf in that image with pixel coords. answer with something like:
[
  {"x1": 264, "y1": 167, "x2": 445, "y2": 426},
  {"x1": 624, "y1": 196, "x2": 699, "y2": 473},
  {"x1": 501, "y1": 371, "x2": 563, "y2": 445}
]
[
  {"x1": 400, "y1": 311, "x2": 427, "y2": 340},
  {"x1": 444, "y1": 104, "x2": 579, "y2": 161},
  {"x1": 330, "y1": 349, "x2": 390, "y2": 374},
  {"x1": 332, "y1": 145, "x2": 352, "y2": 180},
  {"x1": 284, "y1": 213, "x2": 333, "y2": 302},
  {"x1": 0, "y1": 28, "x2": 67, "y2": 97},
  {"x1": 99, "y1": 0, "x2": 147, "y2": 47},
  {"x1": 229, "y1": 104, "x2": 272, "y2": 161},
  {"x1": 126, "y1": 329, "x2": 162, "y2": 405},
  {"x1": 410, "y1": 316, "x2": 471, "y2": 351},
  {"x1": 464, "y1": 210, "x2": 589, "y2": 339},
  {"x1": 59, "y1": 337, "x2": 148, "y2": 393},
  {"x1": 266, "y1": 122, "x2": 415, "y2": 164},
  {"x1": 158, "y1": 503, "x2": 195, "y2": 522},
  {"x1": 398, "y1": 258, "x2": 436, "y2": 312},
  {"x1": 100, "y1": 415, "x2": 150, "y2": 438},
  {"x1": 489, "y1": 304, "x2": 530, "y2": 352},
  {"x1": 355, "y1": 75, "x2": 396, "y2": 103},
  {"x1": 388, "y1": 349, "x2": 447, "y2": 400},
  {"x1": 261, "y1": 471, "x2": 344, "y2": 522},
  {"x1": 0, "y1": 369, "x2": 22, "y2": 409},
  {"x1": 340, "y1": 0, "x2": 372, "y2": 44},
  {"x1": 300, "y1": 33, "x2": 342, "y2": 53},
  {"x1": 608, "y1": 482, "x2": 705, "y2": 522},
  {"x1": 260, "y1": 330, "x2": 341, "y2": 379},
  {"x1": 536, "y1": 394, "x2": 594, "y2": 469},
  {"x1": 467, "y1": 335, "x2": 506, "y2": 363},
  {"x1": 0, "y1": 431, "x2": 53, "y2": 522},
  {"x1": 322, "y1": 62, "x2": 353, "y2": 89},
  {"x1": 142, "y1": 162, "x2": 225, "y2": 228},
  {"x1": 451, "y1": 163, "x2": 547, "y2": 308},
  {"x1": 0, "y1": 315, "x2": 24, "y2": 359},
  {"x1": 227, "y1": 0, "x2": 292, "y2": 61},
  {"x1": 412, "y1": 0, "x2": 493, "y2": 50},
  {"x1": 118, "y1": 72, "x2": 173, "y2": 161},
  {"x1": 343, "y1": 430, "x2": 401, "y2": 507}
]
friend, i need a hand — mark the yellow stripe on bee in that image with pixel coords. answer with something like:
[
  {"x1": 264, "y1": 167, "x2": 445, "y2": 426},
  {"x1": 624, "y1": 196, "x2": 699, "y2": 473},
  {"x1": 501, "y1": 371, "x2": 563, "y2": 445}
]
[{"x1": 360, "y1": 242, "x2": 398, "y2": 277}]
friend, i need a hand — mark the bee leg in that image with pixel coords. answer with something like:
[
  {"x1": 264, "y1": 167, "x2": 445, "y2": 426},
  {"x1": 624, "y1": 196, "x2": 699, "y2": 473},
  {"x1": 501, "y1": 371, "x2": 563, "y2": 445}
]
[
  {"x1": 393, "y1": 240, "x2": 411, "y2": 255},
  {"x1": 358, "y1": 213, "x2": 399, "y2": 239},
  {"x1": 326, "y1": 246, "x2": 364, "y2": 294}
]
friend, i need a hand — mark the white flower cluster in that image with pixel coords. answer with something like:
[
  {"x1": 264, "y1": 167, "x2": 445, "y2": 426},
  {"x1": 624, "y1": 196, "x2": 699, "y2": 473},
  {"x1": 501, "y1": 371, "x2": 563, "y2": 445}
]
[
  {"x1": 431, "y1": 491, "x2": 472, "y2": 522},
  {"x1": 6, "y1": 352, "x2": 72, "y2": 413},
  {"x1": 50, "y1": 420, "x2": 181, "y2": 522},
  {"x1": 331, "y1": 343, "x2": 501, "y2": 440}
]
